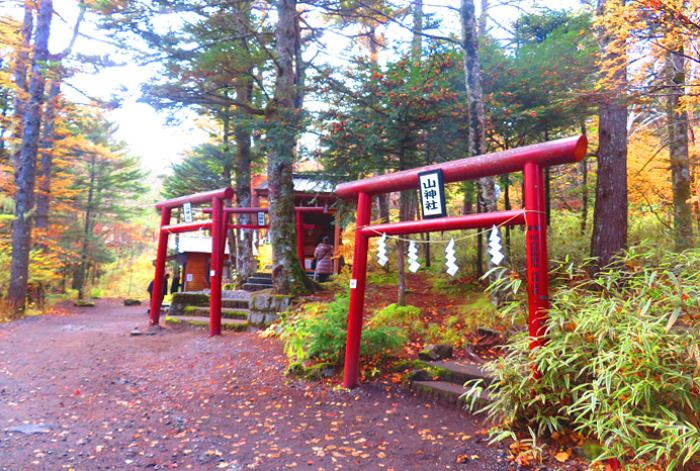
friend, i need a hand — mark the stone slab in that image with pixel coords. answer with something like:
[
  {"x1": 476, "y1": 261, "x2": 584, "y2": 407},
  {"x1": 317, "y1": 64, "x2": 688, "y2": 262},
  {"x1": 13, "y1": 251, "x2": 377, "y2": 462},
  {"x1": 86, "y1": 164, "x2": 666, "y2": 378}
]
[
  {"x1": 183, "y1": 307, "x2": 249, "y2": 319},
  {"x1": 165, "y1": 316, "x2": 248, "y2": 332},
  {"x1": 7, "y1": 423, "x2": 52, "y2": 435},
  {"x1": 411, "y1": 381, "x2": 492, "y2": 409},
  {"x1": 243, "y1": 283, "x2": 272, "y2": 292},
  {"x1": 427, "y1": 360, "x2": 496, "y2": 386}
]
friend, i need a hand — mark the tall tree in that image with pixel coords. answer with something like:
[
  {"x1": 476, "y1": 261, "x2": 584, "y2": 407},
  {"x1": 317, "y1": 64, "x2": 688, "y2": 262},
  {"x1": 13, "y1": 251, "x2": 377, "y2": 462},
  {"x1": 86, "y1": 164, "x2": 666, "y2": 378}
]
[
  {"x1": 161, "y1": 144, "x2": 231, "y2": 198},
  {"x1": 8, "y1": 0, "x2": 52, "y2": 316},
  {"x1": 0, "y1": 16, "x2": 22, "y2": 169},
  {"x1": 590, "y1": 0, "x2": 628, "y2": 271},
  {"x1": 9, "y1": 2, "x2": 33, "y2": 178},
  {"x1": 63, "y1": 115, "x2": 148, "y2": 299},
  {"x1": 461, "y1": 0, "x2": 497, "y2": 280},
  {"x1": 267, "y1": 0, "x2": 316, "y2": 294},
  {"x1": 104, "y1": 0, "x2": 269, "y2": 285},
  {"x1": 324, "y1": 0, "x2": 397, "y2": 225},
  {"x1": 319, "y1": 51, "x2": 468, "y2": 304},
  {"x1": 36, "y1": 1, "x2": 86, "y2": 229},
  {"x1": 666, "y1": 44, "x2": 692, "y2": 250}
]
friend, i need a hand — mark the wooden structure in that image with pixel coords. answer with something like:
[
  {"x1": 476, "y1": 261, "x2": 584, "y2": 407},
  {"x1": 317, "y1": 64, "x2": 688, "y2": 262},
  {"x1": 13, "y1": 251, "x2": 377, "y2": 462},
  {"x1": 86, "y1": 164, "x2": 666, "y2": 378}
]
[
  {"x1": 254, "y1": 174, "x2": 342, "y2": 273},
  {"x1": 169, "y1": 235, "x2": 231, "y2": 292}
]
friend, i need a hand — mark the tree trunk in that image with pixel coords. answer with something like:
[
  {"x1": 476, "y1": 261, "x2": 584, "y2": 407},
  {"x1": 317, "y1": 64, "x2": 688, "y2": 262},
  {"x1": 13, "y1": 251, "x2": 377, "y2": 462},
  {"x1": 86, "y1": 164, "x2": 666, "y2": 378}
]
[
  {"x1": 412, "y1": 0, "x2": 423, "y2": 61},
  {"x1": 268, "y1": 0, "x2": 315, "y2": 294},
  {"x1": 591, "y1": 0, "x2": 628, "y2": 272},
  {"x1": 220, "y1": 112, "x2": 235, "y2": 282},
  {"x1": 396, "y1": 191, "x2": 415, "y2": 306},
  {"x1": 479, "y1": 0, "x2": 489, "y2": 36},
  {"x1": 368, "y1": 28, "x2": 390, "y2": 228},
  {"x1": 36, "y1": 80, "x2": 60, "y2": 229},
  {"x1": 35, "y1": 4, "x2": 84, "y2": 230},
  {"x1": 10, "y1": 3, "x2": 33, "y2": 179},
  {"x1": 461, "y1": 0, "x2": 495, "y2": 209},
  {"x1": 475, "y1": 186, "x2": 484, "y2": 278},
  {"x1": 72, "y1": 152, "x2": 96, "y2": 300},
  {"x1": 462, "y1": 0, "x2": 496, "y2": 288},
  {"x1": 234, "y1": 90, "x2": 255, "y2": 284},
  {"x1": 8, "y1": 0, "x2": 52, "y2": 316},
  {"x1": 667, "y1": 46, "x2": 692, "y2": 251},
  {"x1": 579, "y1": 158, "x2": 588, "y2": 235}
]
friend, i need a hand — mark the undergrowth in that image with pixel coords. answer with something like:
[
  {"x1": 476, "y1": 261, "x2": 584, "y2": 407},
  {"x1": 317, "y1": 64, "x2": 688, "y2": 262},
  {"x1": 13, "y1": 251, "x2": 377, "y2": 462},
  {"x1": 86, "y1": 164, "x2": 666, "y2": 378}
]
[
  {"x1": 280, "y1": 293, "x2": 407, "y2": 364},
  {"x1": 464, "y1": 249, "x2": 700, "y2": 471}
]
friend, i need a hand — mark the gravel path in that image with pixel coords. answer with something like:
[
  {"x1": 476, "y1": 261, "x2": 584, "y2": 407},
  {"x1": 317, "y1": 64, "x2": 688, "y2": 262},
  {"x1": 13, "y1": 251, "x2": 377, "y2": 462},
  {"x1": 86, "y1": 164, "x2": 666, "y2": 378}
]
[{"x1": 0, "y1": 300, "x2": 573, "y2": 471}]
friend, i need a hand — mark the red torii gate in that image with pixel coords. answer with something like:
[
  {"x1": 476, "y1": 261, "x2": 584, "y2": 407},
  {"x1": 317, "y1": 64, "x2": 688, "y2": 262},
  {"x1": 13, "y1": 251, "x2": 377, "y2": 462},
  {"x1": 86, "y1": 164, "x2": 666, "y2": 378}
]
[
  {"x1": 202, "y1": 206, "x2": 335, "y2": 273},
  {"x1": 151, "y1": 188, "x2": 234, "y2": 335},
  {"x1": 152, "y1": 189, "x2": 335, "y2": 337},
  {"x1": 336, "y1": 135, "x2": 588, "y2": 389}
]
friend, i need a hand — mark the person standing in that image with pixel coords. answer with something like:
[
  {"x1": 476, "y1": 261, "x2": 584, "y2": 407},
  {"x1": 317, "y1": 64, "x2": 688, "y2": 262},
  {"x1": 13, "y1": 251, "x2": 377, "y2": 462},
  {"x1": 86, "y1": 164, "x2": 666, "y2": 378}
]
[
  {"x1": 314, "y1": 236, "x2": 334, "y2": 283},
  {"x1": 146, "y1": 274, "x2": 169, "y2": 313},
  {"x1": 147, "y1": 280, "x2": 154, "y2": 314},
  {"x1": 162, "y1": 274, "x2": 170, "y2": 302},
  {"x1": 171, "y1": 273, "x2": 181, "y2": 294}
]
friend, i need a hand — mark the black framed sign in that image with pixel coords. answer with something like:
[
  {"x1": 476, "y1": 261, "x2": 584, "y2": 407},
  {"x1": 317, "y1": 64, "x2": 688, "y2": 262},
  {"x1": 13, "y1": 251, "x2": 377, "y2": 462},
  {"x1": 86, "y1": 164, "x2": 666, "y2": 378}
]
[
  {"x1": 418, "y1": 169, "x2": 447, "y2": 219},
  {"x1": 183, "y1": 202, "x2": 193, "y2": 223},
  {"x1": 257, "y1": 211, "x2": 266, "y2": 227}
]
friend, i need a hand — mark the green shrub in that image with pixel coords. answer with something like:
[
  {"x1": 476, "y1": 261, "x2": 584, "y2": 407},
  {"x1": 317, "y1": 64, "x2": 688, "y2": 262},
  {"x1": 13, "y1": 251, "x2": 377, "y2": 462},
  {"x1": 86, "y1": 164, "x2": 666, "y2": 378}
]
[
  {"x1": 371, "y1": 303, "x2": 423, "y2": 336},
  {"x1": 86, "y1": 288, "x2": 103, "y2": 299},
  {"x1": 424, "y1": 322, "x2": 466, "y2": 347},
  {"x1": 73, "y1": 300, "x2": 95, "y2": 307},
  {"x1": 465, "y1": 249, "x2": 700, "y2": 470},
  {"x1": 453, "y1": 294, "x2": 503, "y2": 330},
  {"x1": 280, "y1": 294, "x2": 407, "y2": 364}
]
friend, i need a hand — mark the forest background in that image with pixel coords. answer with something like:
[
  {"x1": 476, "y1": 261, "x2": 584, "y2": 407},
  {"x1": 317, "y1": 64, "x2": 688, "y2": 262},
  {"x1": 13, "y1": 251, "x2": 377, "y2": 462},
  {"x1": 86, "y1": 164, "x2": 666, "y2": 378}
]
[{"x1": 1, "y1": 0, "x2": 699, "y2": 316}]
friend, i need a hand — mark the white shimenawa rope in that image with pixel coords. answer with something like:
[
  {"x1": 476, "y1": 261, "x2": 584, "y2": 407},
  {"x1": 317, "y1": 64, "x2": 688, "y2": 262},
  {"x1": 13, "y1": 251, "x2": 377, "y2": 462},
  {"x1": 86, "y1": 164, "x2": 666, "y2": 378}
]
[{"x1": 366, "y1": 209, "x2": 540, "y2": 244}]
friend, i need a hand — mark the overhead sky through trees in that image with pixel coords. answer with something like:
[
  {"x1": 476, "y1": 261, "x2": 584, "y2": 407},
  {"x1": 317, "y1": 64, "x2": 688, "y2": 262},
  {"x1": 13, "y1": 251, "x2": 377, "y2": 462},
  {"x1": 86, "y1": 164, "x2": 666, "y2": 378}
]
[{"x1": 24, "y1": 0, "x2": 584, "y2": 174}]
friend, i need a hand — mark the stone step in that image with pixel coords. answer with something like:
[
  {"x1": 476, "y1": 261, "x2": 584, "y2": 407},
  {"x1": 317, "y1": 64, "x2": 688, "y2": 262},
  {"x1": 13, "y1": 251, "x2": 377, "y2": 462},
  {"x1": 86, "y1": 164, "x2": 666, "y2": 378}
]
[
  {"x1": 221, "y1": 299, "x2": 249, "y2": 309},
  {"x1": 243, "y1": 283, "x2": 272, "y2": 292},
  {"x1": 427, "y1": 360, "x2": 496, "y2": 386},
  {"x1": 171, "y1": 307, "x2": 248, "y2": 319},
  {"x1": 247, "y1": 277, "x2": 273, "y2": 285},
  {"x1": 165, "y1": 315, "x2": 248, "y2": 332},
  {"x1": 251, "y1": 272, "x2": 272, "y2": 279},
  {"x1": 411, "y1": 381, "x2": 492, "y2": 410}
]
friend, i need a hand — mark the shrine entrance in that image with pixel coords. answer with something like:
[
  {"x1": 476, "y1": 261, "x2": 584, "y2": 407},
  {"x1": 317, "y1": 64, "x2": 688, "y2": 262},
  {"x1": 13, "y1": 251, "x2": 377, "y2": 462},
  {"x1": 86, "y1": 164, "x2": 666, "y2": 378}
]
[
  {"x1": 152, "y1": 189, "x2": 336, "y2": 337},
  {"x1": 335, "y1": 135, "x2": 588, "y2": 388}
]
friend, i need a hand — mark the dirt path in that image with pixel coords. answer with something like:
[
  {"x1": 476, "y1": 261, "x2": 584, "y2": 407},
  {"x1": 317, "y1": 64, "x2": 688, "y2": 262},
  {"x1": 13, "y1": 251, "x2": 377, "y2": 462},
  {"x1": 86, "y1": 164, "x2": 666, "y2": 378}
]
[{"x1": 0, "y1": 301, "x2": 558, "y2": 471}]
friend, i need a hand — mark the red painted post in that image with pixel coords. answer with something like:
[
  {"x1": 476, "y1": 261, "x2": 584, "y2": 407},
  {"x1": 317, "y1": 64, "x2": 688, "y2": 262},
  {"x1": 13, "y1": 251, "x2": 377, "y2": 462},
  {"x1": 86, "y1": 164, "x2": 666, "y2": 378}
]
[
  {"x1": 220, "y1": 209, "x2": 228, "y2": 276},
  {"x1": 524, "y1": 162, "x2": 549, "y2": 350},
  {"x1": 162, "y1": 221, "x2": 212, "y2": 233},
  {"x1": 360, "y1": 210, "x2": 526, "y2": 237},
  {"x1": 203, "y1": 207, "x2": 269, "y2": 214},
  {"x1": 227, "y1": 224, "x2": 270, "y2": 230},
  {"x1": 343, "y1": 192, "x2": 372, "y2": 389},
  {"x1": 295, "y1": 210, "x2": 305, "y2": 267},
  {"x1": 210, "y1": 197, "x2": 224, "y2": 336},
  {"x1": 336, "y1": 135, "x2": 587, "y2": 198},
  {"x1": 155, "y1": 188, "x2": 234, "y2": 209},
  {"x1": 150, "y1": 207, "x2": 172, "y2": 326}
]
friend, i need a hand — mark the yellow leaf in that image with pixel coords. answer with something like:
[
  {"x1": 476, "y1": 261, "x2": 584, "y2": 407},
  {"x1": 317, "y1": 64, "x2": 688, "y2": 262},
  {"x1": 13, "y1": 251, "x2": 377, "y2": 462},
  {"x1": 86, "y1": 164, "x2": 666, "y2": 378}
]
[{"x1": 555, "y1": 451, "x2": 570, "y2": 463}]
